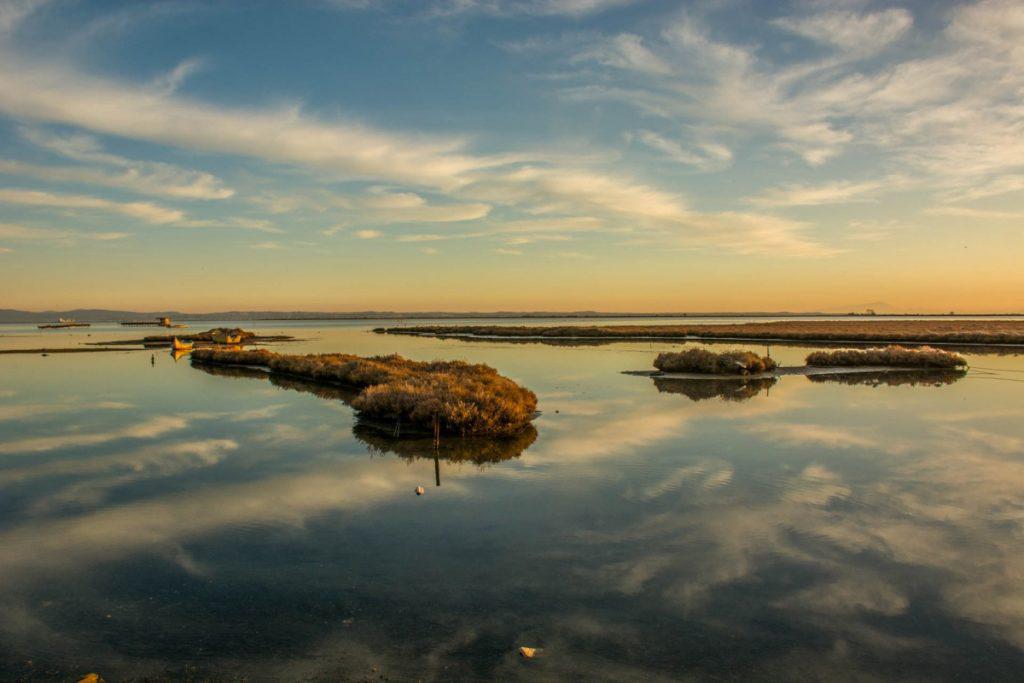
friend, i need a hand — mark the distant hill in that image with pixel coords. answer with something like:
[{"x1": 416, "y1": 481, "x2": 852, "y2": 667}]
[
  {"x1": 0, "y1": 308, "x2": 817, "y2": 323},
  {"x1": 2, "y1": 308, "x2": 1016, "y2": 323}
]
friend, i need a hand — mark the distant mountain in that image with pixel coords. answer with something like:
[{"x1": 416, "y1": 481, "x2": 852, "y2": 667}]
[
  {"x1": 1, "y1": 308, "x2": 831, "y2": 323},
  {"x1": 3, "y1": 308, "x2": 1013, "y2": 323}
]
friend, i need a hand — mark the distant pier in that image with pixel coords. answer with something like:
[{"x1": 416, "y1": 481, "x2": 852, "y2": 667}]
[{"x1": 119, "y1": 316, "x2": 181, "y2": 328}]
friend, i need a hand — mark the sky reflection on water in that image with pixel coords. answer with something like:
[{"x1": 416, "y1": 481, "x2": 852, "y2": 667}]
[{"x1": 1, "y1": 322, "x2": 1023, "y2": 680}]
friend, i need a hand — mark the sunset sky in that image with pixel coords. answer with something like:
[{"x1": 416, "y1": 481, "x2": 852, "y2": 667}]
[{"x1": 0, "y1": 0, "x2": 1022, "y2": 312}]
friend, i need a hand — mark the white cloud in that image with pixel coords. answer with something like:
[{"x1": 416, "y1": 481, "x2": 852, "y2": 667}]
[
  {"x1": 925, "y1": 206, "x2": 1024, "y2": 221},
  {"x1": 0, "y1": 221, "x2": 129, "y2": 243},
  {"x1": 546, "y1": 2, "x2": 1024, "y2": 200},
  {"x1": 0, "y1": 0, "x2": 46, "y2": 34},
  {"x1": 635, "y1": 130, "x2": 732, "y2": 170},
  {"x1": 425, "y1": 0, "x2": 637, "y2": 18},
  {"x1": 773, "y1": 8, "x2": 913, "y2": 56},
  {"x1": 575, "y1": 33, "x2": 671, "y2": 74},
  {"x1": 0, "y1": 188, "x2": 183, "y2": 223},
  {"x1": 0, "y1": 54, "x2": 505, "y2": 191},
  {"x1": 0, "y1": 158, "x2": 232, "y2": 201},
  {"x1": 351, "y1": 189, "x2": 491, "y2": 222},
  {"x1": 749, "y1": 180, "x2": 884, "y2": 207},
  {"x1": 16, "y1": 128, "x2": 234, "y2": 200},
  {"x1": 179, "y1": 216, "x2": 284, "y2": 233},
  {"x1": 354, "y1": 229, "x2": 382, "y2": 239},
  {"x1": 152, "y1": 57, "x2": 204, "y2": 95}
]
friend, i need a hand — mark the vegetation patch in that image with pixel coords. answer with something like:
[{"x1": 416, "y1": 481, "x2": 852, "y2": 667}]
[
  {"x1": 147, "y1": 327, "x2": 257, "y2": 343},
  {"x1": 805, "y1": 345, "x2": 966, "y2": 369},
  {"x1": 93, "y1": 328, "x2": 294, "y2": 347},
  {"x1": 654, "y1": 348, "x2": 777, "y2": 375},
  {"x1": 191, "y1": 348, "x2": 537, "y2": 437},
  {"x1": 377, "y1": 320, "x2": 1024, "y2": 346}
]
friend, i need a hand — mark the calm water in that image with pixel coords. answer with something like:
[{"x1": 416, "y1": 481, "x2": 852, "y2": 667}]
[{"x1": 2, "y1": 320, "x2": 1024, "y2": 681}]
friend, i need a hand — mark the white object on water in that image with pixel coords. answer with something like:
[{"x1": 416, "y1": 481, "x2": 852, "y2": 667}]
[{"x1": 415, "y1": 486, "x2": 425, "y2": 495}]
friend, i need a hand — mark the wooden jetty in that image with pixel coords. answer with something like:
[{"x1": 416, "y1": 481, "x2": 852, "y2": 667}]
[{"x1": 119, "y1": 316, "x2": 183, "y2": 328}]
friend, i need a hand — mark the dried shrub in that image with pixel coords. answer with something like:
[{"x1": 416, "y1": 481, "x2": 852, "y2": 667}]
[
  {"x1": 191, "y1": 348, "x2": 537, "y2": 436},
  {"x1": 805, "y1": 345, "x2": 966, "y2": 368},
  {"x1": 653, "y1": 348, "x2": 777, "y2": 375}
]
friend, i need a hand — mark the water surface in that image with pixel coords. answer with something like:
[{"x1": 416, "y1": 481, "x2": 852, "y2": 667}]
[{"x1": 1, "y1": 320, "x2": 1023, "y2": 680}]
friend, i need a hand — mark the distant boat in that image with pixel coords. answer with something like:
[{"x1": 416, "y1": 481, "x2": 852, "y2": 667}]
[
  {"x1": 211, "y1": 331, "x2": 242, "y2": 345},
  {"x1": 171, "y1": 337, "x2": 193, "y2": 351}
]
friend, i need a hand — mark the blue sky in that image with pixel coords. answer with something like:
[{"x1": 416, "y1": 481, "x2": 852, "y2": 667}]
[{"x1": 0, "y1": 0, "x2": 1022, "y2": 311}]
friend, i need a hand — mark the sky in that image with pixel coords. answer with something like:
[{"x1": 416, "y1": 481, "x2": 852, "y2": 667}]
[{"x1": 0, "y1": 0, "x2": 1022, "y2": 313}]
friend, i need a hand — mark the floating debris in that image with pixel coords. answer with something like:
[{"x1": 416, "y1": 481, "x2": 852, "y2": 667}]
[{"x1": 519, "y1": 646, "x2": 544, "y2": 658}]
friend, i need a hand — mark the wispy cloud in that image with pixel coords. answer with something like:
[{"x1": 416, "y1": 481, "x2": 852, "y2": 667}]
[
  {"x1": 633, "y1": 130, "x2": 732, "y2": 171},
  {"x1": 15, "y1": 128, "x2": 234, "y2": 200},
  {"x1": 574, "y1": 33, "x2": 671, "y2": 74},
  {"x1": 0, "y1": 221, "x2": 129, "y2": 244},
  {"x1": 0, "y1": 188, "x2": 183, "y2": 223},
  {"x1": 0, "y1": 54, "x2": 504, "y2": 191},
  {"x1": 925, "y1": 206, "x2": 1024, "y2": 221},
  {"x1": 420, "y1": 0, "x2": 639, "y2": 18},
  {"x1": 749, "y1": 180, "x2": 885, "y2": 207}
]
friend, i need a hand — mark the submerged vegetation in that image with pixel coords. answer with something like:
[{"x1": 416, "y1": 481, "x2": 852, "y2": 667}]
[
  {"x1": 654, "y1": 348, "x2": 777, "y2": 375},
  {"x1": 805, "y1": 346, "x2": 966, "y2": 369},
  {"x1": 378, "y1": 320, "x2": 1024, "y2": 346},
  {"x1": 190, "y1": 348, "x2": 537, "y2": 437}
]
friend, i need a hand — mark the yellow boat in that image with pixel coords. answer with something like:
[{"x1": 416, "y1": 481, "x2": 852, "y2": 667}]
[
  {"x1": 211, "y1": 332, "x2": 243, "y2": 344},
  {"x1": 171, "y1": 337, "x2": 193, "y2": 351}
]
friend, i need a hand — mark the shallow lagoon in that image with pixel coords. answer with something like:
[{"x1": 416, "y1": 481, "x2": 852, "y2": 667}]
[{"x1": 2, "y1": 320, "x2": 1024, "y2": 680}]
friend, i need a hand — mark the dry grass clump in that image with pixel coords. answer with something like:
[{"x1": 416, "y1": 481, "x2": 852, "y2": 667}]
[
  {"x1": 805, "y1": 345, "x2": 966, "y2": 368},
  {"x1": 191, "y1": 349, "x2": 537, "y2": 436},
  {"x1": 654, "y1": 348, "x2": 777, "y2": 375}
]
